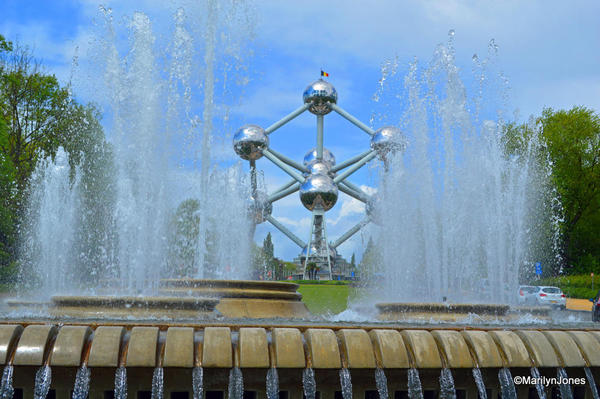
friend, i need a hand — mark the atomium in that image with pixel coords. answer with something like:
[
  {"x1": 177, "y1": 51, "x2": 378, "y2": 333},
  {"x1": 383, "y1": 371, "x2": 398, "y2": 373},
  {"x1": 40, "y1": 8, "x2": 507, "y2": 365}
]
[
  {"x1": 303, "y1": 148, "x2": 336, "y2": 167},
  {"x1": 233, "y1": 124, "x2": 269, "y2": 160},
  {"x1": 299, "y1": 173, "x2": 338, "y2": 212},
  {"x1": 302, "y1": 79, "x2": 337, "y2": 115},
  {"x1": 371, "y1": 126, "x2": 407, "y2": 161},
  {"x1": 234, "y1": 78, "x2": 406, "y2": 279},
  {"x1": 247, "y1": 191, "x2": 272, "y2": 224}
]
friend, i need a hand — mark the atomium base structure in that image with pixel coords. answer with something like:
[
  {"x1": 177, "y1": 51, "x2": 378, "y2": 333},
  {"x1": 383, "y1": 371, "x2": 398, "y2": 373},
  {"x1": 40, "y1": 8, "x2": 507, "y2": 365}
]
[{"x1": 233, "y1": 78, "x2": 406, "y2": 280}]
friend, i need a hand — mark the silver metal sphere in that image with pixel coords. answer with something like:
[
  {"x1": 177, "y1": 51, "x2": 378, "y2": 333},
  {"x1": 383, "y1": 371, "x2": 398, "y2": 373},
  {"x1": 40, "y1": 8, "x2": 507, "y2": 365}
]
[
  {"x1": 370, "y1": 126, "x2": 407, "y2": 161},
  {"x1": 303, "y1": 79, "x2": 337, "y2": 115},
  {"x1": 301, "y1": 243, "x2": 337, "y2": 259},
  {"x1": 303, "y1": 148, "x2": 336, "y2": 167},
  {"x1": 247, "y1": 191, "x2": 272, "y2": 224},
  {"x1": 299, "y1": 173, "x2": 338, "y2": 211},
  {"x1": 304, "y1": 161, "x2": 333, "y2": 177},
  {"x1": 233, "y1": 124, "x2": 268, "y2": 160}
]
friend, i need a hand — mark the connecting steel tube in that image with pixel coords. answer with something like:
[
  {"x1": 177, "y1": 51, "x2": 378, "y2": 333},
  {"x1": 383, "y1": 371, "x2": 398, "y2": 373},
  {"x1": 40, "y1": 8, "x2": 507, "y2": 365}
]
[
  {"x1": 331, "y1": 149, "x2": 374, "y2": 173},
  {"x1": 268, "y1": 182, "x2": 300, "y2": 203},
  {"x1": 268, "y1": 148, "x2": 309, "y2": 173},
  {"x1": 317, "y1": 115, "x2": 324, "y2": 160},
  {"x1": 332, "y1": 217, "x2": 370, "y2": 248},
  {"x1": 330, "y1": 103, "x2": 375, "y2": 136},
  {"x1": 338, "y1": 183, "x2": 368, "y2": 203},
  {"x1": 265, "y1": 103, "x2": 310, "y2": 135},
  {"x1": 262, "y1": 149, "x2": 306, "y2": 184},
  {"x1": 271, "y1": 179, "x2": 297, "y2": 197},
  {"x1": 266, "y1": 215, "x2": 306, "y2": 248},
  {"x1": 333, "y1": 151, "x2": 377, "y2": 184}
]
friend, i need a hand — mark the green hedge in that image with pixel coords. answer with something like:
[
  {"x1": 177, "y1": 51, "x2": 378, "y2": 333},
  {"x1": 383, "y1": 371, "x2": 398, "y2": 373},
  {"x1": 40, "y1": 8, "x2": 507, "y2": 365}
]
[{"x1": 536, "y1": 275, "x2": 599, "y2": 299}]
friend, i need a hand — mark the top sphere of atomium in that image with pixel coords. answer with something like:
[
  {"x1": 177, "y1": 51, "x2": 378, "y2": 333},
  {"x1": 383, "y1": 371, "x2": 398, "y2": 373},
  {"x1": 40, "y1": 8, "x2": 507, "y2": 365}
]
[
  {"x1": 371, "y1": 126, "x2": 407, "y2": 161},
  {"x1": 233, "y1": 124, "x2": 269, "y2": 160},
  {"x1": 303, "y1": 79, "x2": 337, "y2": 115},
  {"x1": 299, "y1": 173, "x2": 338, "y2": 211},
  {"x1": 303, "y1": 148, "x2": 336, "y2": 167}
]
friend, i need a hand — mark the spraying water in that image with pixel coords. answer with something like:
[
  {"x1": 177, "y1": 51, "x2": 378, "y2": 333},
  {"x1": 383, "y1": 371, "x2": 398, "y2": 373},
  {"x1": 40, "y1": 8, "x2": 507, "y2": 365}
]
[
  {"x1": 369, "y1": 33, "x2": 555, "y2": 303},
  {"x1": 19, "y1": 148, "x2": 80, "y2": 295},
  {"x1": 18, "y1": 1, "x2": 255, "y2": 297}
]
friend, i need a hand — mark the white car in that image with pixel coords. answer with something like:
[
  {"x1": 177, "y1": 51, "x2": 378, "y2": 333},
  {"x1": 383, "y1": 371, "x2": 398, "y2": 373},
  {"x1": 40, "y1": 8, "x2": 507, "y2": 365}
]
[
  {"x1": 536, "y1": 286, "x2": 567, "y2": 309},
  {"x1": 518, "y1": 285, "x2": 541, "y2": 305}
]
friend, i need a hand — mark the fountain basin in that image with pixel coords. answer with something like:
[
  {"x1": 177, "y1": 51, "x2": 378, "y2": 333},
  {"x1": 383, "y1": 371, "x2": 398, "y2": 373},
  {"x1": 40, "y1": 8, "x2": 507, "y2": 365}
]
[
  {"x1": 376, "y1": 302, "x2": 551, "y2": 322},
  {"x1": 5, "y1": 279, "x2": 310, "y2": 320}
]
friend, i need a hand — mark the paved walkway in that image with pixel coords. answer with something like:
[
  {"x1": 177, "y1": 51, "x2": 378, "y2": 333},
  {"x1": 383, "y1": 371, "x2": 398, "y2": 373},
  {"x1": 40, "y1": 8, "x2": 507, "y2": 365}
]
[{"x1": 567, "y1": 297, "x2": 593, "y2": 311}]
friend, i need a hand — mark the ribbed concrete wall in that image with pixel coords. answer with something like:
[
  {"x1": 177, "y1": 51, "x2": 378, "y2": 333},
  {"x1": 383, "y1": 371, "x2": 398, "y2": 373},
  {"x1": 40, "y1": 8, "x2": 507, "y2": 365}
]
[{"x1": 1, "y1": 324, "x2": 600, "y2": 369}]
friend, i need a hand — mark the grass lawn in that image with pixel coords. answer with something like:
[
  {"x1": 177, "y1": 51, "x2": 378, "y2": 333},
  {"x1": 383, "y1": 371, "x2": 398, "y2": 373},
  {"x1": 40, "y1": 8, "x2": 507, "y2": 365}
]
[{"x1": 297, "y1": 284, "x2": 351, "y2": 315}]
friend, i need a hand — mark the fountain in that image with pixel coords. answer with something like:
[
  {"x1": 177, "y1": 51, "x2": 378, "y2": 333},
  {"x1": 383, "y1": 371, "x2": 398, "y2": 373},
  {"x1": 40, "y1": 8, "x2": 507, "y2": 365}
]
[{"x1": 1, "y1": 5, "x2": 600, "y2": 399}]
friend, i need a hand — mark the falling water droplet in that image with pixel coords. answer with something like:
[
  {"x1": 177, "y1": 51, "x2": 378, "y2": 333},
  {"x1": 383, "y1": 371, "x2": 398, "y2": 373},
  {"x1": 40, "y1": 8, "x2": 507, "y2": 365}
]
[
  {"x1": 584, "y1": 367, "x2": 599, "y2": 399},
  {"x1": 114, "y1": 366, "x2": 127, "y2": 399},
  {"x1": 557, "y1": 368, "x2": 573, "y2": 399},
  {"x1": 530, "y1": 367, "x2": 546, "y2": 399},
  {"x1": 472, "y1": 368, "x2": 487, "y2": 399},
  {"x1": 497, "y1": 368, "x2": 516, "y2": 399},
  {"x1": 339, "y1": 368, "x2": 353, "y2": 399},
  {"x1": 302, "y1": 368, "x2": 316, "y2": 399},
  {"x1": 34, "y1": 366, "x2": 52, "y2": 399},
  {"x1": 151, "y1": 367, "x2": 163, "y2": 399},
  {"x1": 407, "y1": 368, "x2": 423, "y2": 399},
  {"x1": 375, "y1": 368, "x2": 388, "y2": 399},
  {"x1": 0, "y1": 365, "x2": 15, "y2": 399},
  {"x1": 266, "y1": 368, "x2": 279, "y2": 399},
  {"x1": 192, "y1": 367, "x2": 204, "y2": 399},
  {"x1": 228, "y1": 367, "x2": 243, "y2": 399},
  {"x1": 439, "y1": 368, "x2": 456, "y2": 399},
  {"x1": 72, "y1": 365, "x2": 91, "y2": 399}
]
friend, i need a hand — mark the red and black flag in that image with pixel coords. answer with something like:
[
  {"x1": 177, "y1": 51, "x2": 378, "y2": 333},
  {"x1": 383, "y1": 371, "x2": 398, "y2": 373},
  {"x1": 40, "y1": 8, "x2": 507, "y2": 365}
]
[{"x1": 321, "y1": 70, "x2": 329, "y2": 77}]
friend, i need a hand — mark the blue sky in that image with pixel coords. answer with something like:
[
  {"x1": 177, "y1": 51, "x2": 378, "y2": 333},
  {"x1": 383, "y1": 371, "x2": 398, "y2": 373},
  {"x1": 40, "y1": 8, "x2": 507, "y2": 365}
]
[{"x1": 2, "y1": 0, "x2": 599, "y2": 262}]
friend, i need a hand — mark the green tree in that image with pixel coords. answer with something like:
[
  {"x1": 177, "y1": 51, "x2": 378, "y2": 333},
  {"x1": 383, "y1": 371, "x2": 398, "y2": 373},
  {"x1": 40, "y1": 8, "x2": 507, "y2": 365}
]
[
  {"x1": 0, "y1": 42, "x2": 72, "y2": 191},
  {"x1": 539, "y1": 107, "x2": 600, "y2": 271}
]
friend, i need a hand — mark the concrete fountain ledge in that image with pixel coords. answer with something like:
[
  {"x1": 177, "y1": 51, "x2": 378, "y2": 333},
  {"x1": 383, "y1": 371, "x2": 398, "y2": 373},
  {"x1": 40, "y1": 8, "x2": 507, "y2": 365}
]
[
  {"x1": 376, "y1": 302, "x2": 551, "y2": 322},
  {"x1": 6, "y1": 279, "x2": 310, "y2": 320},
  {"x1": 1, "y1": 323, "x2": 600, "y2": 369}
]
